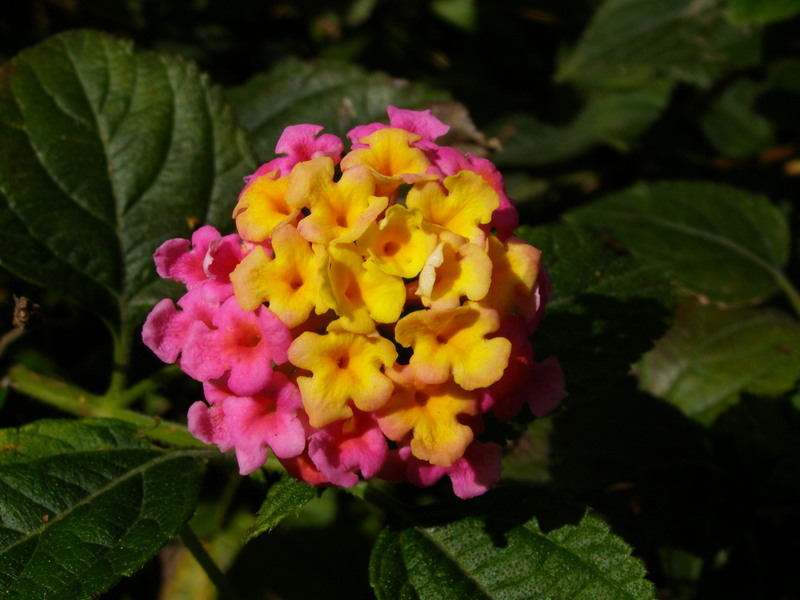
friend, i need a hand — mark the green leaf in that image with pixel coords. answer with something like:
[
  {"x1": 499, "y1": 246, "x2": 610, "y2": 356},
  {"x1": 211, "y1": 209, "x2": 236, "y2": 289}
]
[
  {"x1": 567, "y1": 181, "x2": 791, "y2": 306},
  {"x1": 0, "y1": 418, "x2": 205, "y2": 600},
  {"x1": 699, "y1": 79, "x2": 774, "y2": 158},
  {"x1": 728, "y1": 0, "x2": 800, "y2": 24},
  {"x1": 241, "y1": 473, "x2": 318, "y2": 543},
  {"x1": 493, "y1": 81, "x2": 673, "y2": 167},
  {"x1": 557, "y1": 0, "x2": 761, "y2": 88},
  {"x1": 518, "y1": 224, "x2": 674, "y2": 393},
  {"x1": 637, "y1": 301, "x2": 800, "y2": 423},
  {"x1": 370, "y1": 487, "x2": 655, "y2": 600},
  {"x1": 227, "y1": 57, "x2": 448, "y2": 162},
  {"x1": 0, "y1": 30, "x2": 256, "y2": 329}
]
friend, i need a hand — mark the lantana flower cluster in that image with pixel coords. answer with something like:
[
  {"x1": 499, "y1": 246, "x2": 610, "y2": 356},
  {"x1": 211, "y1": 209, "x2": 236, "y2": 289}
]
[{"x1": 143, "y1": 106, "x2": 565, "y2": 498}]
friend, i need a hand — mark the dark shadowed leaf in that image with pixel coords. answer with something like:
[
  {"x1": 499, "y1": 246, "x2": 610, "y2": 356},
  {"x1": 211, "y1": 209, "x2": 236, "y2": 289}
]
[
  {"x1": 518, "y1": 224, "x2": 674, "y2": 394},
  {"x1": 493, "y1": 81, "x2": 673, "y2": 167},
  {"x1": 728, "y1": 0, "x2": 800, "y2": 23},
  {"x1": 637, "y1": 301, "x2": 800, "y2": 423},
  {"x1": 568, "y1": 181, "x2": 790, "y2": 306},
  {"x1": 370, "y1": 486, "x2": 655, "y2": 600},
  {"x1": 548, "y1": 380, "x2": 742, "y2": 555},
  {"x1": 699, "y1": 79, "x2": 774, "y2": 158},
  {"x1": 227, "y1": 57, "x2": 448, "y2": 161},
  {"x1": 557, "y1": 0, "x2": 761, "y2": 87},
  {"x1": 242, "y1": 474, "x2": 318, "y2": 543},
  {"x1": 0, "y1": 30, "x2": 256, "y2": 329},
  {"x1": 0, "y1": 418, "x2": 205, "y2": 600}
]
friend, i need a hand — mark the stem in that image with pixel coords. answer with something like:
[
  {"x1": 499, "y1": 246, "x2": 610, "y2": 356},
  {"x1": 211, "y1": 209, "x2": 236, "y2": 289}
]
[
  {"x1": 105, "y1": 317, "x2": 133, "y2": 401},
  {"x1": 179, "y1": 524, "x2": 242, "y2": 600},
  {"x1": 110, "y1": 364, "x2": 184, "y2": 408},
  {"x1": 5, "y1": 364, "x2": 202, "y2": 447}
]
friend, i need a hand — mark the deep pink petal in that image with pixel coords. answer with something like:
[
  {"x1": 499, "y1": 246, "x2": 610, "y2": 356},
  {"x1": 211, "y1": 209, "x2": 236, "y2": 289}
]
[
  {"x1": 187, "y1": 400, "x2": 233, "y2": 452},
  {"x1": 387, "y1": 105, "x2": 449, "y2": 142},
  {"x1": 154, "y1": 226, "x2": 222, "y2": 288},
  {"x1": 446, "y1": 441, "x2": 502, "y2": 499},
  {"x1": 528, "y1": 356, "x2": 567, "y2": 417},
  {"x1": 223, "y1": 374, "x2": 306, "y2": 474},
  {"x1": 308, "y1": 411, "x2": 388, "y2": 487}
]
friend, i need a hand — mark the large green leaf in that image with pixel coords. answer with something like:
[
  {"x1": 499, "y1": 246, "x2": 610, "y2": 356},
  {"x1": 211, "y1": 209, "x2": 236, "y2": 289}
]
[
  {"x1": 637, "y1": 301, "x2": 800, "y2": 422},
  {"x1": 227, "y1": 57, "x2": 448, "y2": 161},
  {"x1": 493, "y1": 81, "x2": 673, "y2": 167},
  {"x1": 518, "y1": 225, "x2": 674, "y2": 394},
  {"x1": 370, "y1": 487, "x2": 655, "y2": 600},
  {"x1": 557, "y1": 0, "x2": 761, "y2": 87},
  {"x1": 567, "y1": 181, "x2": 790, "y2": 306},
  {"x1": 0, "y1": 30, "x2": 256, "y2": 328},
  {"x1": 0, "y1": 418, "x2": 205, "y2": 600}
]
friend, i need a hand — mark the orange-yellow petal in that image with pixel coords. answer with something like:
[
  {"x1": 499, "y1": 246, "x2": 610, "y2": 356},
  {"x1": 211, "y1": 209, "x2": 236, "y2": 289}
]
[
  {"x1": 480, "y1": 234, "x2": 542, "y2": 320},
  {"x1": 395, "y1": 303, "x2": 511, "y2": 390},
  {"x1": 288, "y1": 329, "x2": 397, "y2": 427},
  {"x1": 231, "y1": 224, "x2": 322, "y2": 327},
  {"x1": 406, "y1": 170, "x2": 499, "y2": 245},
  {"x1": 357, "y1": 205, "x2": 438, "y2": 279},
  {"x1": 285, "y1": 157, "x2": 387, "y2": 245},
  {"x1": 416, "y1": 229, "x2": 492, "y2": 309},
  {"x1": 377, "y1": 379, "x2": 480, "y2": 466},
  {"x1": 319, "y1": 242, "x2": 406, "y2": 334},
  {"x1": 233, "y1": 170, "x2": 297, "y2": 242},
  {"x1": 341, "y1": 128, "x2": 434, "y2": 196}
]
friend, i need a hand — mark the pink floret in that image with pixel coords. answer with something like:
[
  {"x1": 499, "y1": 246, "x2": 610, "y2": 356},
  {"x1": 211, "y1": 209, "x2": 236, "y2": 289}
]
[
  {"x1": 141, "y1": 283, "x2": 231, "y2": 364},
  {"x1": 308, "y1": 411, "x2": 388, "y2": 487},
  {"x1": 527, "y1": 357, "x2": 567, "y2": 418},
  {"x1": 223, "y1": 373, "x2": 307, "y2": 475},
  {"x1": 346, "y1": 105, "x2": 449, "y2": 150},
  {"x1": 402, "y1": 441, "x2": 503, "y2": 499},
  {"x1": 180, "y1": 296, "x2": 291, "y2": 396},
  {"x1": 154, "y1": 226, "x2": 220, "y2": 288},
  {"x1": 188, "y1": 400, "x2": 233, "y2": 452}
]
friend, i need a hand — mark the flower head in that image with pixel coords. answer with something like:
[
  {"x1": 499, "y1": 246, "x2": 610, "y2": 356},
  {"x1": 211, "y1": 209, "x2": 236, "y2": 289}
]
[{"x1": 143, "y1": 106, "x2": 563, "y2": 497}]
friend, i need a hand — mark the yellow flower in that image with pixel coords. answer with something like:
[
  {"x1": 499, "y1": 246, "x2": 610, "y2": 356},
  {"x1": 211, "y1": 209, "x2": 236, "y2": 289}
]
[
  {"x1": 395, "y1": 302, "x2": 511, "y2": 390},
  {"x1": 289, "y1": 329, "x2": 397, "y2": 427}
]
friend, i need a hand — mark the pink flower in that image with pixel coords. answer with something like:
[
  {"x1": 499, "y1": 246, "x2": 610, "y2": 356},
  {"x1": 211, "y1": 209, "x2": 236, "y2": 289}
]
[
  {"x1": 154, "y1": 226, "x2": 243, "y2": 289},
  {"x1": 141, "y1": 282, "x2": 231, "y2": 364},
  {"x1": 249, "y1": 124, "x2": 345, "y2": 177},
  {"x1": 307, "y1": 410, "x2": 388, "y2": 487},
  {"x1": 346, "y1": 105, "x2": 449, "y2": 152},
  {"x1": 180, "y1": 296, "x2": 291, "y2": 396}
]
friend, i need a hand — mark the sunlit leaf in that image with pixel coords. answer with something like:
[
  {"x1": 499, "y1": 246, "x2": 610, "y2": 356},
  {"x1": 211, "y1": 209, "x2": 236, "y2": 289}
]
[
  {"x1": 637, "y1": 301, "x2": 800, "y2": 423},
  {"x1": 227, "y1": 57, "x2": 448, "y2": 161},
  {"x1": 0, "y1": 30, "x2": 256, "y2": 329},
  {"x1": 370, "y1": 486, "x2": 655, "y2": 600},
  {"x1": 0, "y1": 418, "x2": 205, "y2": 600},
  {"x1": 242, "y1": 474, "x2": 318, "y2": 543},
  {"x1": 568, "y1": 181, "x2": 790, "y2": 306}
]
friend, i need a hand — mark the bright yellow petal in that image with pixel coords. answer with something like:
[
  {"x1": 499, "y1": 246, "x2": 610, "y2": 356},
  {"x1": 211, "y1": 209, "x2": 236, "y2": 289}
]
[
  {"x1": 233, "y1": 170, "x2": 296, "y2": 242},
  {"x1": 407, "y1": 170, "x2": 499, "y2": 245},
  {"x1": 289, "y1": 330, "x2": 397, "y2": 427},
  {"x1": 231, "y1": 224, "x2": 322, "y2": 327},
  {"x1": 395, "y1": 303, "x2": 511, "y2": 390},
  {"x1": 377, "y1": 379, "x2": 479, "y2": 466}
]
